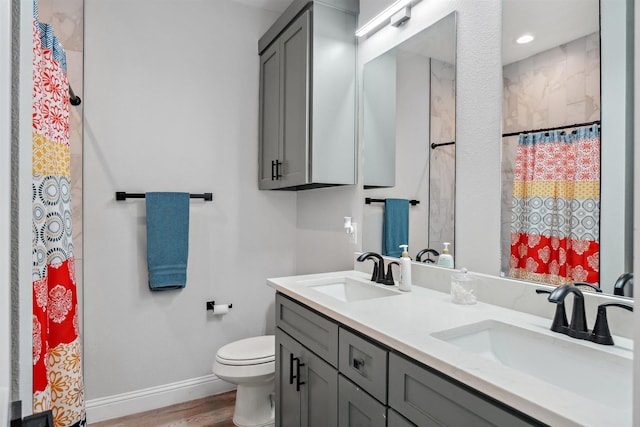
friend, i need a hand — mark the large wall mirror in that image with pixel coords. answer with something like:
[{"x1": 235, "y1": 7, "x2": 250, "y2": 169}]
[
  {"x1": 500, "y1": 0, "x2": 634, "y2": 297},
  {"x1": 361, "y1": 12, "x2": 456, "y2": 262}
]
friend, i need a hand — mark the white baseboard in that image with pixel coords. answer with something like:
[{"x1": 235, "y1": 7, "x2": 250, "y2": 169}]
[{"x1": 85, "y1": 374, "x2": 235, "y2": 423}]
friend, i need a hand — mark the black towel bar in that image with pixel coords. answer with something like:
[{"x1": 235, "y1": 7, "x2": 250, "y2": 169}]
[
  {"x1": 116, "y1": 192, "x2": 213, "y2": 201},
  {"x1": 365, "y1": 197, "x2": 419, "y2": 206}
]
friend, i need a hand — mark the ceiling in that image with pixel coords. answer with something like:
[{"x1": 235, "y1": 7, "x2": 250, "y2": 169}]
[
  {"x1": 237, "y1": 0, "x2": 600, "y2": 66},
  {"x1": 502, "y1": 0, "x2": 599, "y2": 65}
]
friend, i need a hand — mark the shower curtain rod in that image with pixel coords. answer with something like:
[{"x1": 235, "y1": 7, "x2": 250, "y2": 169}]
[
  {"x1": 431, "y1": 141, "x2": 455, "y2": 149},
  {"x1": 502, "y1": 120, "x2": 600, "y2": 138}
]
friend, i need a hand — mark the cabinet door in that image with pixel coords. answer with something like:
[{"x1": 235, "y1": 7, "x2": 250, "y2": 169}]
[
  {"x1": 301, "y1": 347, "x2": 338, "y2": 427},
  {"x1": 279, "y1": 9, "x2": 310, "y2": 187},
  {"x1": 258, "y1": 42, "x2": 281, "y2": 190},
  {"x1": 337, "y1": 375, "x2": 386, "y2": 427},
  {"x1": 277, "y1": 327, "x2": 338, "y2": 427},
  {"x1": 276, "y1": 329, "x2": 303, "y2": 427}
]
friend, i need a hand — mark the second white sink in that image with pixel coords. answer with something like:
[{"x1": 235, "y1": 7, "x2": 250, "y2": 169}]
[{"x1": 431, "y1": 319, "x2": 632, "y2": 410}]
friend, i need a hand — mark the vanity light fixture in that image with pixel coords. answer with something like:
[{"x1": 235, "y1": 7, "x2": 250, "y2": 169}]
[
  {"x1": 516, "y1": 33, "x2": 535, "y2": 44},
  {"x1": 355, "y1": 0, "x2": 417, "y2": 38}
]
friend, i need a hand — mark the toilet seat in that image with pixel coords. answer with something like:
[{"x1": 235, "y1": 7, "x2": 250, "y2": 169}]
[{"x1": 215, "y1": 335, "x2": 275, "y2": 366}]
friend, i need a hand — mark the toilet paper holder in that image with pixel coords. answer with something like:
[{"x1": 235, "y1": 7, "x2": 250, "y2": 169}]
[{"x1": 206, "y1": 301, "x2": 233, "y2": 312}]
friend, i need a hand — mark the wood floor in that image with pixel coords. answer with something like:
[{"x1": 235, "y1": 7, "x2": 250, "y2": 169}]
[{"x1": 89, "y1": 391, "x2": 237, "y2": 427}]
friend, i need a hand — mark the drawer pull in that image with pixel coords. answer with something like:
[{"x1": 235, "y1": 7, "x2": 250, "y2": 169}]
[{"x1": 353, "y1": 357, "x2": 365, "y2": 370}]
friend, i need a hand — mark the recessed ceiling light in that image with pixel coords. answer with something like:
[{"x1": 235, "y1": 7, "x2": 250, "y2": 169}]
[{"x1": 516, "y1": 34, "x2": 535, "y2": 44}]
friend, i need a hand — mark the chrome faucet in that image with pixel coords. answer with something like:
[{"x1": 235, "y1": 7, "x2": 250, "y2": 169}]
[
  {"x1": 416, "y1": 248, "x2": 439, "y2": 263},
  {"x1": 356, "y1": 252, "x2": 386, "y2": 284},
  {"x1": 547, "y1": 285, "x2": 589, "y2": 339}
]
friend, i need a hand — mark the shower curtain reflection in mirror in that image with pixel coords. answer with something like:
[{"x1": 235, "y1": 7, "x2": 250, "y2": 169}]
[{"x1": 509, "y1": 125, "x2": 601, "y2": 286}]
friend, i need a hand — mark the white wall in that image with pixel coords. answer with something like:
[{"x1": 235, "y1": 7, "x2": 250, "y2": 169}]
[
  {"x1": 633, "y1": 2, "x2": 639, "y2": 424},
  {"x1": 1, "y1": 0, "x2": 11, "y2": 418},
  {"x1": 83, "y1": 0, "x2": 298, "y2": 415}
]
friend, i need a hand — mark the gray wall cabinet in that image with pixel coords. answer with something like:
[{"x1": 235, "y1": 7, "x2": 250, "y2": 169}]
[
  {"x1": 258, "y1": 1, "x2": 357, "y2": 190},
  {"x1": 276, "y1": 293, "x2": 546, "y2": 427}
]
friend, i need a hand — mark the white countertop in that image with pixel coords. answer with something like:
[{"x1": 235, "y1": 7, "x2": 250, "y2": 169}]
[{"x1": 268, "y1": 270, "x2": 633, "y2": 427}]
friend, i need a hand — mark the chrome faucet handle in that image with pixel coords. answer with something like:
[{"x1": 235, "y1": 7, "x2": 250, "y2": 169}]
[
  {"x1": 384, "y1": 261, "x2": 400, "y2": 286},
  {"x1": 536, "y1": 289, "x2": 568, "y2": 332},
  {"x1": 590, "y1": 302, "x2": 633, "y2": 345}
]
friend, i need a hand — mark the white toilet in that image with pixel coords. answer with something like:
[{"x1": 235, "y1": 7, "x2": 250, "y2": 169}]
[{"x1": 212, "y1": 335, "x2": 275, "y2": 427}]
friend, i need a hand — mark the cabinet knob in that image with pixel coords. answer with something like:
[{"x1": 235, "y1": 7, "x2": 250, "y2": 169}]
[{"x1": 353, "y1": 357, "x2": 365, "y2": 371}]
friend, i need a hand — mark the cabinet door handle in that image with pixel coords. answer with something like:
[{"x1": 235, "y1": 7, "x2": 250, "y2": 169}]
[
  {"x1": 353, "y1": 357, "x2": 365, "y2": 371},
  {"x1": 289, "y1": 353, "x2": 295, "y2": 385},
  {"x1": 295, "y1": 358, "x2": 305, "y2": 391},
  {"x1": 271, "y1": 160, "x2": 277, "y2": 181},
  {"x1": 275, "y1": 160, "x2": 282, "y2": 179}
]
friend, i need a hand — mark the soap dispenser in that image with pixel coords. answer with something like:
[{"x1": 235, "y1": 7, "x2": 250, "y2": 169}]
[
  {"x1": 437, "y1": 242, "x2": 454, "y2": 268},
  {"x1": 398, "y1": 244, "x2": 412, "y2": 292}
]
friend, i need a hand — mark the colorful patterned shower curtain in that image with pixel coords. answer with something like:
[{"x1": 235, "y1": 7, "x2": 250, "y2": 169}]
[
  {"x1": 32, "y1": 1, "x2": 86, "y2": 425},
  {"x1": 509, "y1": 124, "x2": 600, "y2": 286}
]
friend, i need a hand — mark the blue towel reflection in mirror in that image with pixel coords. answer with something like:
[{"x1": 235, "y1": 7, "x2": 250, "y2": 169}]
[{"x1": 382, "y1": 198, "x2": 409, "y2": 258}]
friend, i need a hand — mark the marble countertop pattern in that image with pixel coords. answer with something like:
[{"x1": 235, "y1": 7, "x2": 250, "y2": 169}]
[{"x1": 268, "y1": 269, "x2": 632, "y2": 427}]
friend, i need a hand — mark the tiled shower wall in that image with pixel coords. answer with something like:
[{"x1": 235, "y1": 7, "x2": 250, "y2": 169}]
[
  {"x1": 428, "y1": 58, "x2": 456, "y2": 256},
  {"x1": 38, "y1": 0, "x2": 83, "y2": 323},
  {"x1": 500, "y1": 33, "x2": 601, "y2": 274}
]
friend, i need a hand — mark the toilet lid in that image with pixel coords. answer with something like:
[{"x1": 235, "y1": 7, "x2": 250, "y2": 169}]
[{"x1": 216, "y1": 335, "x2": 275, "y2": 366}]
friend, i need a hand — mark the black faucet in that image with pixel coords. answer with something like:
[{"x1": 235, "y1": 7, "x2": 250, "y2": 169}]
[
  {"x1": 356, "y1": 252, "x2": 386, "y2": 284},
  {"x1": 384, "y1": 261, "x2": 399, "y2": 286},
  {"x1": 540, "y1": 285, "x2": 634, "y2": 345},
  {"x1": 536, "y1": 289, "x2": 568, "y2": 332},
  {"x1": 547, "y1": 285, "x2": 589, "y2": 339},
  {"x1": 416, "y1": 248, "x2": 439, "y2": 263}
]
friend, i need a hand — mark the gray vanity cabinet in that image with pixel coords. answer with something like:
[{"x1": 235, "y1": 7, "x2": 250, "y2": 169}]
[
  {"x1": 388, "y1": 353, "x2": 543, "y2": 426},
  {"x1": 258, "y1": 1, "x2": 357, "y2": 190},
  {"x1": 275, "y1": 294, "x2": 339, "y2": 426}
]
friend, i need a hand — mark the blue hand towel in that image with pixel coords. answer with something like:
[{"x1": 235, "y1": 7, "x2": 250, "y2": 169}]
[
  {"x1": 382, "y1": 198, "x2": 409, "y2": 258},
  {"x1": 146, "y1": 192, "x2": 190, "y2": 290}
]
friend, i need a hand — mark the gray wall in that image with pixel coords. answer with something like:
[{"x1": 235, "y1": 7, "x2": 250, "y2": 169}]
[{"x1": 83, "y1": 0, "x2": 297, "y2": 403}]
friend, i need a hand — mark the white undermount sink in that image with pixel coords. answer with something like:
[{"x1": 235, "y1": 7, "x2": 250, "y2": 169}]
[
  {"x1": 301, "y1": 276, "x2": 401, "y2": 303},
  {"x1": 431, "y1": 319, "x2": 632, "y2": 410}
]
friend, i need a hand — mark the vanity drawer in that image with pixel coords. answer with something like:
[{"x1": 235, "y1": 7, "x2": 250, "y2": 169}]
[
  {"x1": 338, "y1": 374, "x2": 386, "y2": 427},
  {"x1": 388, "y1": 353, "x2": 543, "y2": 427},
  {"x1": 275, "y1": 293, "x2": 339, "y2": 366},
  {"x1": 338, "y1": 327, "x2": 388, "y2": 403}
]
